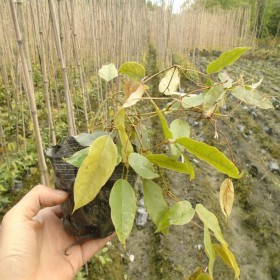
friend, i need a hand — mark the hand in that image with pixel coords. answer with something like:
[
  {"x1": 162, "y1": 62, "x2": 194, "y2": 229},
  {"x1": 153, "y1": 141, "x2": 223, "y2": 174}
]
[{"x1": 0, "y1": 185, "x2": 115, "y2": 280}]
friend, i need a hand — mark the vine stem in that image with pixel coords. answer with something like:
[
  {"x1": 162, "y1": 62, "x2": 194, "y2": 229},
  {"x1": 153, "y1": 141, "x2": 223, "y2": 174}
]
[
  {"x1": 142, "y1": 65, "x2": 175, "y2": 83},
  {"x1": 208, "y1": 119, "x2": 235, "y2": 163}
]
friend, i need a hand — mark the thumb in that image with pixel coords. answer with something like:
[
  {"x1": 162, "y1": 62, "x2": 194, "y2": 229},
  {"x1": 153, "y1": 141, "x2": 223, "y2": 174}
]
[{"x1": 4, "y1": 185, "x2": 68, "y2": 222}]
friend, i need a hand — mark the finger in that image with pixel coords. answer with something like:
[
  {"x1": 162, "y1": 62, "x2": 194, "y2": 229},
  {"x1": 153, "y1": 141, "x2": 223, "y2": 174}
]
[
  {"x1": 4, "y1": 185, "x2": 68, "y2": 222},
  {"x1": 81, "y1": 233, "x2": 116, "y2": 263},
  {"x1": 50, "y1": 205, "x2": 64, "y2": 218},
  {"x1": 33, "y1": 205, "x2": 64, "y2": 221},
  {"x1": 65, "y1": 233, "x2": 116, "y2": 271}
]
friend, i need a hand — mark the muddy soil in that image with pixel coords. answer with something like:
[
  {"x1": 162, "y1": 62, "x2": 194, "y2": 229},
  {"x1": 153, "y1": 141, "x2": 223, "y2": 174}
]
[{"x1": 89, "y1": 51, "x2": 280, "y2": 280}]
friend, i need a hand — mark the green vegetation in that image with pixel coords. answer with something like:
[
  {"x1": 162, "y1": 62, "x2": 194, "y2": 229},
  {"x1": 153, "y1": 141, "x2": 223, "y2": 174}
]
[{"x1": 194, "y1": 0, "x2": 280, "y2": 39}]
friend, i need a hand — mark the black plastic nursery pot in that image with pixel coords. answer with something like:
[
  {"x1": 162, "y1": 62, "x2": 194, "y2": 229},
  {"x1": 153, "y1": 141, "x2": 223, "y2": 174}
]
[{"x1": 46, "y1": 136, "x2": 134, "y2": 240}]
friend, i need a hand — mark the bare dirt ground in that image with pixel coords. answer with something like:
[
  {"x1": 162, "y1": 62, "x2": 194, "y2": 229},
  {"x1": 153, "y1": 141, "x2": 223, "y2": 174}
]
[{"x1": 90, "y1": 50, "x2": 280, "y2": 280}]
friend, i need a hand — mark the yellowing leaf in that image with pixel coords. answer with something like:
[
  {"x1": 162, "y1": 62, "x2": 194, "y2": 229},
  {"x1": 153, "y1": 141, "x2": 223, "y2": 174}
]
[
  {"x1": 122, "y1": 84, "x2": 145, "y2": 108},
  {"x1": 159, "y1": 67, "x2": 180, "y2": 95},
  {"x1": 195, "y1": 204, "x2": 227, "y2": 246},
  {"x1": 73, "y1": 135, "x2": 118, "y2": 212},
  {"x1": 187, "y1": 267, "x2": 204, "y2": 280},
  {"x1": 109, "y1": 179, "x2": 137, "y2": 245},
  {"x1": 175, "y1": 137, "x2": 241, "y2": 179},
  {"x1": 220, "y1": 178, "x2": 234, "y2": 222},
  {"x1": 143, "y1": 180, "x2": 169, "y2": 225},
  {"x1": 123, "y1": 80, "x2": 141, "y2": 99},
  {"x1": 250, "y1": 77, "x2": 263, "y2": 89},
  {"x1": 196, "y1": 273, "x2": 212, "y2": 280},
  {"x1": 204, "y1": 226, "x2": 216, "y2": 279},
  {"x1": 231, "y1": 86, "x2": 273, "y2": 109},
  {"x1": 213, "y1": 244, "x2": 240, "y2": 279},
  {"x1": 114, "y1": 108, "x2": 134, "y2": 165}
]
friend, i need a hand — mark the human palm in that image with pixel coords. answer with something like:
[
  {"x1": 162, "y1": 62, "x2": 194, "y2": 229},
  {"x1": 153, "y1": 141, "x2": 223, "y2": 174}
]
[{"x1": 0, "y1": 185, "x2": 114, "y2": 280}]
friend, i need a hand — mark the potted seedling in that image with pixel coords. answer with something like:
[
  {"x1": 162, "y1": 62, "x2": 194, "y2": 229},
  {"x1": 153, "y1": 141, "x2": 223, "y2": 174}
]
[{"x1": 47, "y1": 47, "x2": 273, "y2": 279}]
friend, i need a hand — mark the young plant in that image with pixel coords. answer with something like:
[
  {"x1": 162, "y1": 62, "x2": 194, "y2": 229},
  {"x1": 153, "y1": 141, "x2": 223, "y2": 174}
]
[{"x1": 65, "y1": 47, "x2": 273, "y2": 279}]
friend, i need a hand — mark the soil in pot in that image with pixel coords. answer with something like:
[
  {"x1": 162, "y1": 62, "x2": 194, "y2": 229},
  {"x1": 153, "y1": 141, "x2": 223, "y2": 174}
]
[{"x1": 46, "y1": 136, "x2": 135, "y2": 240}]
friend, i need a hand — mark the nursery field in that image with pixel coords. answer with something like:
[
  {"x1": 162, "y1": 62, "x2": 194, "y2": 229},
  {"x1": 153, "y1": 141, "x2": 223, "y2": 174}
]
[
  {"x1": 0, "y1": 1, "x2": 280, "y2": 280},
  {"x1": 1, "y1": 47, "x2": 279, "y2": 280}
]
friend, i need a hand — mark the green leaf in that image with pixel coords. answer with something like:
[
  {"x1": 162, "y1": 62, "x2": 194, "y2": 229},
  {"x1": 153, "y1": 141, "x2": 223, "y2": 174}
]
[
  {"x1": 109, "y1": 179, "x2": 137, "y2": 245},
  {"x1": 119, "y1": 61, "x2": 145, "y2": 81},
  {"x1": 147, "y1": 154, "x2": 195, "y2": 176},
  {"x1": 204, "y1": 226, "x2": 216, "y2": 279},
  {"x1": 114, "y1": 107, "x2": 126, "y2": 127},
  {"x1": 98, "y1": 255, "x2": 106, "y2": 265},
  {"x1": 64, "y1": 147, "x2": 89, "y2": 167},
  {"x1": 143, "y1": 180, "x2": 169, "y2": 225},
  {"x1": 207, "y1": 47, "x2": 251, "y2": 74},
  {"x1": 151, "y1": 100, "x2": 173, "y2": 139},
  {"x1": 74, "y1": 131, "x2": 110, "y2": 147},
  {"x1": 98, "y1": 63, "x2": 118, "y2": 81},
  {"x1": 181, "y1": 92, "x2": 206, "y2": 109},
  {"x1": 156, "y1": 200, "x2": 195, "y2": 233},
  {"x1": 203, "y1": 85, "x2": 225, "y2": 111},
  {"x1": 159, "y1": 67, "x2": 180, "y2": 95},
  {"x1": 169, "y1": 119, "x2": 190, "y2": 161},
  {"x1": 213, "y1": 244, "x2": 240, "y2": 279},
  {"x1": 231, "y1": 86, "x2": 273, "y2": 109},
  {"x1": 182, "y1": 153, "x2": 195, "y2": 180},
  {"x1": 0, "y1": 184, "x2": 7, "y2": 192},
  {"x1": 128, "y1": 153, "x2": 159, "y2": 179},
  {"x1": 114, "y1": 108, "x2": 134, "y2": 165},
  {"x1": 170, "y1": 143, "x2": 183, "y2": 160},
  {"x1": 73, "y1": 135, "x2": 118, "y2": 212},
  {"x1": 170, "y1": 119, "x2": 190, "y2": 139},
  {"x1": 175, "y1": 137, "x2": 241, "y2": 179},
  {"x1": 195, "y1": 204, "x2": 227, "y2": 246}
]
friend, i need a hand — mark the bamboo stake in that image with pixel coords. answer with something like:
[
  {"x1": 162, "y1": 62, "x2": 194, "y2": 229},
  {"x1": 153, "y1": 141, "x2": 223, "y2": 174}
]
[
  {"x1": 9, "y1": 0, "x2": 49, "y2": 186},
  {"x1": 34, "y1": 0, "x2": 57, "y2": 145},
  {"x1": 0, "y1": 108, "x2": 6, "y2": 159},
  {"x1": 70, "y1": 0, "x2": 89, "y2": 132},
  {"x1": 49, "y1": 0, "x2": 76, "y2": 135}
]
